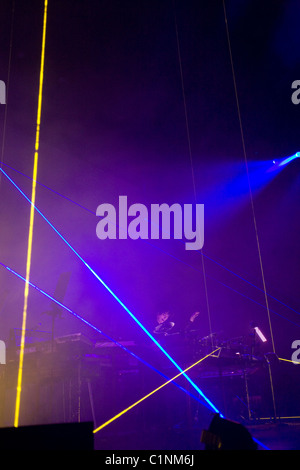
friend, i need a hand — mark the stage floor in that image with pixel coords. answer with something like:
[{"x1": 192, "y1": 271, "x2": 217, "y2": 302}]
[{"x1": 93, "y1": 420, "x2": 300, "y2": 451}]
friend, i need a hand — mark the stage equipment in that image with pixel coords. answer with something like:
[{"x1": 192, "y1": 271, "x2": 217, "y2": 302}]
[
  {"x1": 1, "y1": 333, "x2": 220, "y2": 430},
  {"x1": 3, "y1": 332, "x2": 97, "y2": 425},
  {"x1": 0, "y1": 261, "x2": 216, "y2": 412},
  {"x1": 0, "y1": 171, "x2": 222, "y2": 417},
  {"x1": 0, "y1": 329, "x2": 270, "y2": 450},
  {"x1": 92, "y1": 348, "x2": 220, "y2": 434},
  {"x1": 254, "y1": 327, "x2": 267, "y2": 343},
  {"x1": 201, "y1": 413, "x2": 257, "y2": 450},
  {"x1": 191, "y1": 331, "x2": 280, "y2": 424}
]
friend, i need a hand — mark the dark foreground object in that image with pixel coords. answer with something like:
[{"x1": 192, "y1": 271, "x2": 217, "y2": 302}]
[
  {"x1": 0, "y1": 421, "x2": 94, "y2": 450},
  {"x1": 201, "y1": 414, "x2": 257, "y2": 450}
]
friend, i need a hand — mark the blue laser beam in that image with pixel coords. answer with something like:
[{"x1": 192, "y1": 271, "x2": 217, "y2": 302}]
[
  {"x1": 3, "y1": 162, "x2": 300, "y2": 322},
  {"x1": 1, "y1": 261, "x2": 271, "y2": 448},
  {"x1": 0, "y1": 167, "x2": 222, "y2": 415},
  {"x1": 0, "y1": 259, "x2": 212, "y2": 408},
  {"x1": 2, "y1": 262, "x2": 271, "y2": 448},
  {"x1": 2, "y1": 165, "x2": 300, "y2": 334}
]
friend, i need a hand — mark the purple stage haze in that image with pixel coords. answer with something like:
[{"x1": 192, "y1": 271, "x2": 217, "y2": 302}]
[{"x1": 0, "y1": 2, "x2": 300, "y2": 446}]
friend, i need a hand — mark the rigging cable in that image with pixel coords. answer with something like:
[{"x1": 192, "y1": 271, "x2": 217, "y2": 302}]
[
  {"x1": 173, "y1": 4, "x2": 214, "y2": 347},
  {"x1": 222, "y1": 0, "x2": 275, "y2": 355},
  {"x1": 222, "y1": 0, "x2": 277, "y2": 420}
]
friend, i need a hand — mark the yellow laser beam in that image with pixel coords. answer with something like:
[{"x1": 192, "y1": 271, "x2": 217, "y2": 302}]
[
  {"x1": 93, "y1": 348, "x2": 220, "y2": 434},
  {"x1": 279, "y1": 357, "x2": 300, "y2": 364},
  {"x1": 14, "y1": 0, "x2": 48, "y2": 428}
]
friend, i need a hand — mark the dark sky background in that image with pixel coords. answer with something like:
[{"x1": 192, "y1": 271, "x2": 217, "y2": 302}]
[{"x1": 0, "y1": 0, "x2": 299, "y2": 363}]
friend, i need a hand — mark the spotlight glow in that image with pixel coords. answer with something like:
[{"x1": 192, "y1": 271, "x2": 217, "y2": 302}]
[
  {"x1": 270, "y1": 151, "x2": 300, "y2": 172},
  {"x1": 278, "y1": 152, "x2": 300, "y2": 167}
]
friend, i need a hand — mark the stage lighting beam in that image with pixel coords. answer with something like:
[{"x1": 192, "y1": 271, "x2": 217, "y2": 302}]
[
  {"x1": 14, "y1": 0, "x2": 48, "y2": 429},
  {"x1": 0, "y1": 168, "x2": 222, "y2": 416},
  {"x1": 271, "y1": 151, "x2": 300, "y2": 171},
  {"x1": 278, "y1": 152, "x2": 300, "y2": 167}
]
